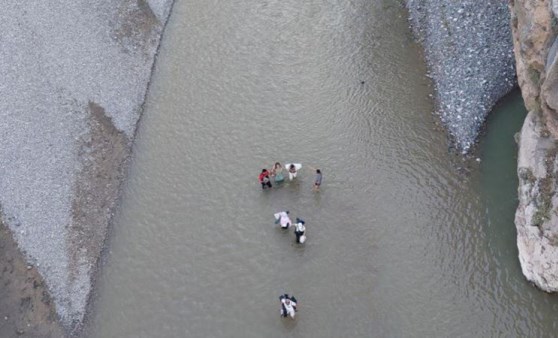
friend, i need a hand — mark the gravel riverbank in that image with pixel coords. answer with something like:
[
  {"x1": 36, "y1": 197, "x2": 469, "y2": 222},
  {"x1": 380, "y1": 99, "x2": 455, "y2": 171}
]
[
  {"x1": 405, "y1": 0, "x2": 516, "y2": 152},
  {"x1": 0, "y1": 0, "x2": 173, "y2": 332}
]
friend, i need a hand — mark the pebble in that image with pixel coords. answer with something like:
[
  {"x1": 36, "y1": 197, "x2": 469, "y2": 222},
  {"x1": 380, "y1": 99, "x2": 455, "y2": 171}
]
[
  {"x1": 405, "y1": 0, "x2": 516, "y2": 152},
  {"x1": 0, "y1": 0, "x2": 172, "y2": 327}
]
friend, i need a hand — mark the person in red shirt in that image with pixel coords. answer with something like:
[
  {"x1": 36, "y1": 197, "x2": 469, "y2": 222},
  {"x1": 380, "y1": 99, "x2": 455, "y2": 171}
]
[{"x1": 259, "y1": 169, "x2": 272, "y2": 189}]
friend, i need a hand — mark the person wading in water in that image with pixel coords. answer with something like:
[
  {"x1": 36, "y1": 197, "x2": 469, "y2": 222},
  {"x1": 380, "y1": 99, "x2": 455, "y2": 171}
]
[{"x1": 259, "y1": 169, "x2": 272, "y2": 189}]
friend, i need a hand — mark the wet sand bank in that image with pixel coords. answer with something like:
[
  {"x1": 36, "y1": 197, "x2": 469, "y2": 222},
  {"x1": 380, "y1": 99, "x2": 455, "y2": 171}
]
[{"x1": 0, "y1": 222, "x2": 64, "y2": 337}]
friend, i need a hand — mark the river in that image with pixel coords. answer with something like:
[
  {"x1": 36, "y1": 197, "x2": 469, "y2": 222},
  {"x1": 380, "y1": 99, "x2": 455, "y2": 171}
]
[{"x1": 86, "y1": 1, "x2": 558, "y2": 337}]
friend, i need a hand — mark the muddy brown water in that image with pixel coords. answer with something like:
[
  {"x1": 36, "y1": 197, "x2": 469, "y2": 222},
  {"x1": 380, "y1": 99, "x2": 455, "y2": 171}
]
[{"x1": 87, "y1": 1, "x2": 558, "y2": 337}]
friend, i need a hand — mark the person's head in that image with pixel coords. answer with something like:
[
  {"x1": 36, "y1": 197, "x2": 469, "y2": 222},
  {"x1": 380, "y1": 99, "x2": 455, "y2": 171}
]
[
  {"x1": 285, "y1": 299, "x2": 291, "y2": 305},
  {"x1": 275, "y1": 162, "x2": 281, "y2": 168},
  {"x1": 290, "y1": 164, "x2": 295, "y2": 169},
  {"x1": 286, "y1": 211, "x2": 289, "y2": 214},
  {"x1": 316, "y1": 169, "x2": 321, "y2": 174},
  {"x1": 262, "y1": 169, "x2": 267, "y2": 173}
]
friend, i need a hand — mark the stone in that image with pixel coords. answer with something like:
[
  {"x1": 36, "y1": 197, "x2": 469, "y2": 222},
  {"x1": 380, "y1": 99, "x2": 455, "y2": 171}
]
[
  {"x1": 405, "y1": 0, "x2": 516, "y2": 152},
  {"x1": 512, "y1": 0, "x2": 558, "y2": 292}
]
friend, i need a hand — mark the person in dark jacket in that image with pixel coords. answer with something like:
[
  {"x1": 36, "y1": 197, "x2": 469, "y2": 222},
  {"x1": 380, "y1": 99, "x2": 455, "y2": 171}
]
[{"x1": 294, "y1": 218, "x2": 306, "y2": 244}]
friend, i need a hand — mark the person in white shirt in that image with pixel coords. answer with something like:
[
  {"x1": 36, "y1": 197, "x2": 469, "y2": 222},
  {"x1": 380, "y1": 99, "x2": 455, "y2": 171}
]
[
  {"x1": 274, "y1": 211, "x2": 292, "y2": 229},
  {"x1": 279, "y1": 294, "x2": 298, "y2": 319},
  {"x1": 288, "y1": 164, "x2": 298, "y2": 181}
]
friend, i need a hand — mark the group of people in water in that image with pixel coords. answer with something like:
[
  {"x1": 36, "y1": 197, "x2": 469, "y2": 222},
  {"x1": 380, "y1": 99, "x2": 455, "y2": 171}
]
[
  {"x1": 273, "y1": 212, "x2": 305, "y2": 319},
  {"x1": 257, "y1": 162, "x2": 322, "y2": 319},
  {"x1": 258, "y1": 162, "x2": 322, "y2": 191}
]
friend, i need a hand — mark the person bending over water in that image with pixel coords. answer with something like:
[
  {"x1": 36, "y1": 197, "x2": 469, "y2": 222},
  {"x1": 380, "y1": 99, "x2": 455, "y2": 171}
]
[{"x1": 274, "y1": 211, "x2": 292, "y2": 229}]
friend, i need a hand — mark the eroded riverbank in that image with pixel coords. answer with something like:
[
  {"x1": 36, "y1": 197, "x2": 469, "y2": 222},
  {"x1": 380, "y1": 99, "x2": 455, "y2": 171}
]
[{"x1": 0, "y1": 0, "x2": 173, "y2": 333}]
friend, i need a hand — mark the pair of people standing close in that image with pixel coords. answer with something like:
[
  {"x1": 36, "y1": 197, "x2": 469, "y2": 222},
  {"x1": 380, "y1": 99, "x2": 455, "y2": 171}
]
[
  {"x1": 270, "y1": 162, "x2": 301, "y2": 183},
  {"x1": 258, "y1": 162, "x2": 286, "y2": 190},
  {"x1": 270, "y1": 162, "x2": 296, "y2": 182},
  {"x1": 274, "y1": 211, "x2": 306, "y2": 244}
]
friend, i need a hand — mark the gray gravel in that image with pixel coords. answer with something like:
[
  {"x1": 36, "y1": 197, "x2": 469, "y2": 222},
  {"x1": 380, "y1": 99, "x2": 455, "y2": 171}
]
[
  {"x1": 0, "y1": 0, "x2": 173, "y2": 329},
  {"x1": 405, "y1": 0, "x2": 516, "y2": 152}
]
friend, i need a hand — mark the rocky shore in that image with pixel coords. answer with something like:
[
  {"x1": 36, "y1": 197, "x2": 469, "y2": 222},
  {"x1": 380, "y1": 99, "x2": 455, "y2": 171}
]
[
  {"x1": 0, "y1": 0, "x2": 173, "y2": 334},
  {"x1": 511, "y1": 0, "x2": 558, "y2": 292},
  {"x1": 405, "y1": 0, "x2": 517, "y2": 152}
]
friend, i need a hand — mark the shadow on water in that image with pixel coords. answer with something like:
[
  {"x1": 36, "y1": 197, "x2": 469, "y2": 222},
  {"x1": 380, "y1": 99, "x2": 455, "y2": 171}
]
[
  {"x1": 478, "y1": 89, "x2": 526, "y2": 263},
  {"x1": 477, "y1": 89, "x2": 558, "y2": 335}
]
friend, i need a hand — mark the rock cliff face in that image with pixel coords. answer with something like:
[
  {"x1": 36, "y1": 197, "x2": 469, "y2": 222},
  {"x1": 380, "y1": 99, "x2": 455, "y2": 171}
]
[
  {"x1": 512, "y1": 0, "x2": 558, "y2": 292},
  {"x1": 0, "y1": 0, "x2": 174, "y2": 331},
  {"x1": 406, "y1": 0, "x2": 558, "y2": 292},
  {"x1": 405, "y1": 0, "x2": 516, "y2": 152}
]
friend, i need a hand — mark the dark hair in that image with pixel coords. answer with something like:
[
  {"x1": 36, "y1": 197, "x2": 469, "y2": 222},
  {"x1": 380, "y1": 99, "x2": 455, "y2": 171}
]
[
  {"x1": 316, "y1": 169, "x2": 321, "y2": 174},
  {"x1": 262, "y1": 169, "x2": 267, "y2": 173}
]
